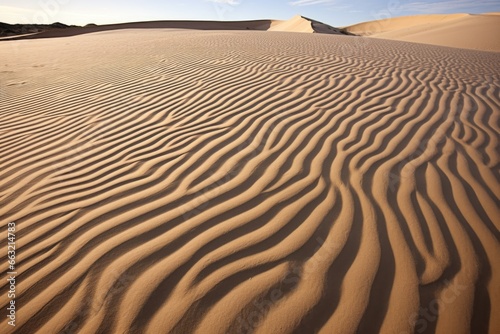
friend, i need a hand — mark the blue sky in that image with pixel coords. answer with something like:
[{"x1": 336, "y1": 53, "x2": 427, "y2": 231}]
[{"x1": 1, "y1": 0, "x2": 499, "y2": 27}]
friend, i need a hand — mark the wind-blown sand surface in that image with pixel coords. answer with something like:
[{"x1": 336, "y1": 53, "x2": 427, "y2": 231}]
[
  {"x1": 0, "y1": 28, "x2": 499, "y2": 334},
  {"x1": 345, "y1": 13, "x2": 500, "y2": 52}
]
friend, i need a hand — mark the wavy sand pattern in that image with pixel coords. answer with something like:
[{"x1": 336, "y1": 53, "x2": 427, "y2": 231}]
[{"x1": 0, "y1": 29, "x2": 499, "y2": 334}]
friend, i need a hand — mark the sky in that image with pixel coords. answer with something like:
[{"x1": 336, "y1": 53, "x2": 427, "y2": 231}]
[{"x1": 0, "y1": 0, "x2": 499, "y2": 27}]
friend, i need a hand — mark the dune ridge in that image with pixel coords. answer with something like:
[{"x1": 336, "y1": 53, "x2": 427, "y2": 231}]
[
  {"x1": 268, "y1": 15, "x2": 347, "y2": 34},
  {"x1": 344, "y1": 13, "x2": 468, "y2": 35},
  {"x1": 345, "y1": 13, "x2": 500, "y2": 52},
  {"x1": 0, "y1": 29, "x2": 499, "y2": 334},
  {"x1": 0, "y1": 16, "x2": 347, "y2": 41}
]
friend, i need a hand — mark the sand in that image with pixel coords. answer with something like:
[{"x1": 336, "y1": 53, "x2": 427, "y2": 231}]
[
  {"x1": 2, "y1": 16, "x2": 346, "y2": 41},
  {"x1": 345, "y1": 13, "x2": 500, "y2": 52},
  {"x1": 269, "y1": 15, "x2": 346, "y2": 34},
  {"x1": 0, "y1": 25, "x2": 499, "y2": 334}
]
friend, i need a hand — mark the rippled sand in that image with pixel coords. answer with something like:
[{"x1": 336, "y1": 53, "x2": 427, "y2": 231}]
[{"x1": 0, "y1": 29, "x2": 499, "y2": 334}]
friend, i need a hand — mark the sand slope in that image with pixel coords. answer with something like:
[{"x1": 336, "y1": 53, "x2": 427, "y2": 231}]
[
  {"x1": 345, "y1": 13, "x2": 500, "y2": 52},
  {"x1": 269, "y1": 15, "x2": 346, "y2": 34},
  {"x1": 1, "y1": 16, "x2": 347, "y2": 41},
  {"x1": 0, "y1": 20, "x2": 276, "y2": 40},
  {"x1": 0, "y1": 29, "x2": 499, "y2": 334}
]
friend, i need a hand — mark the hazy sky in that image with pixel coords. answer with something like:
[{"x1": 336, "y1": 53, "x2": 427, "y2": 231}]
[{"x1": 1, "y1": 0, "x2": 499, "y2": 27}]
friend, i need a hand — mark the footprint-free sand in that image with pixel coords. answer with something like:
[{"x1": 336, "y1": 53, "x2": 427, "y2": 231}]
[{"x1": 0, "y1": 20, "x2": 499, "y2": 334}]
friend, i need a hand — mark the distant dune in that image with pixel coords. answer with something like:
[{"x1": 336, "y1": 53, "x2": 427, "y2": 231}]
[
  {"x1": 0, "y1": 16, "x2": 349, "y2": 40},
  {"x1": 345, "y1": 13, "x2": 500, "y2": 52},
  {"x1": 1, "y1": 25, "x2": 499, "y2": 334},
  {"x1": 4, "y1": 13, "x2": 498, "y2": 52},
  {"x1": 269, "y1": 15, "x2": 348, "y2": 34}
]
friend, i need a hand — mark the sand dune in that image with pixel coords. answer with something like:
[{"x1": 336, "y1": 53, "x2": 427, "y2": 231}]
[
  {"x1": 268, "y1": 15, "x2": 346, "y2": 34},
  {"x1": 345, "y1": 14, "x2": 467, "y2": 35},
  {"x1": 0, "y1": 28, "x2": 499, "y2": 334},
  {"x1": 1, "y1": 16, "x2": 347, "y2": 41},
  {"x1": 345, "y1": 13, "x2": 500, "y2": 52},
  {"x1": 0, "y1": 20, "x2": 276, "y2": 40}
]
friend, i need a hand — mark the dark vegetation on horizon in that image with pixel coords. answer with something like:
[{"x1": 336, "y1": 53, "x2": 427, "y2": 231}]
[{"x1": 0, "y1": 22, "x2": 82, "y2": 37}]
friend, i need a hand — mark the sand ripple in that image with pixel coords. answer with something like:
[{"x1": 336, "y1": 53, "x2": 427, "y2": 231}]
[{"x1": 0, "y1": 30, "x2": 499, "y2": 334}]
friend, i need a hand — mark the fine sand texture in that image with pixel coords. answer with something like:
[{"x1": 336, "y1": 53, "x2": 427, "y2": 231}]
[
  {"x1": 0, "y1": 29, "x2": 499, "y2": 334},
  {"x1": 345, "y1": 13, "x2": 500, "y2": 52}
]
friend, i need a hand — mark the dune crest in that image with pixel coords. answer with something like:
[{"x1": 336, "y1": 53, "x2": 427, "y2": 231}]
[
  {"x1": 0, "y1": 16, "x2": 349, "y2": 41},
  {"x1": 345, "y1": 13, "x2": 500, "y2": 52},
  {"x1": 268, "y1": 15, "x2": 315, "y2": 33},
  {"x1": 344, "y1": 14, "x2": 468, "y2": 35},
  {"x1": 269, "y1": 15, "x2": 346, "y2": 34}
]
